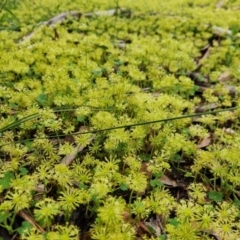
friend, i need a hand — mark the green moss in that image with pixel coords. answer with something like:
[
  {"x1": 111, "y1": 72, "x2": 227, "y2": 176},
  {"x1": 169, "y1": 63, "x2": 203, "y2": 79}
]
[{"x1": 1, "y1": 0, "x2": 240, "y2": 239}]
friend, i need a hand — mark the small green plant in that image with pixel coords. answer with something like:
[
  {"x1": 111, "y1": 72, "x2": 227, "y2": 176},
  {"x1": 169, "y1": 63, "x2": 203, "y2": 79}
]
[{"x1": 1, "y1": 0, "x2": 240, "y2": 239}]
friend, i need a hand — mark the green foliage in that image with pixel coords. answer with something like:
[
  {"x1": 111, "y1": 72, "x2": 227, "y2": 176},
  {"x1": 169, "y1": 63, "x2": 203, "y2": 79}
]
[
  {"x1": 1, "y1": 0, "x2": 240, "y2": 239},
  {"x1": 208, "y1": 191, "x2": 223, "y2": 203},
  {"x1": 16, "y1": 221, "x2": 32, "y2": 235}
]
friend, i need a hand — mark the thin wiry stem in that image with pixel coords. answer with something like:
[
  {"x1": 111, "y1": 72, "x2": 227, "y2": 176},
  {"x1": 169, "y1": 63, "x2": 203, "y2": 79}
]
[
  {"x1": 0, "y1": 0, "x2": 8, "y2": 13},
  {"x1": 1, "y1": 106, "x2": 239, "y2": 146}
]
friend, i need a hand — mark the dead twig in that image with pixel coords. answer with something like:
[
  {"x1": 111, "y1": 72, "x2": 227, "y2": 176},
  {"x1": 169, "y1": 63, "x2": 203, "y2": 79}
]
[
  {"x1": 34, "y1": 130, "x2": 95, "y2": 193},
  {"x1": 18, "y1": 210, "x2": 45, "y2": 233},
  {"x1": 61, "y1": 134, "x2": 95, "y2": 165},
  {"x1": 19, "y1": 8, "x2": 128, "y2": 44},
  {"x1": 197, "y1": 45, "x2": 211, "y2": 68},
  {"x1": 0, "y1": 0, "x2": 8, "y2": 13}
]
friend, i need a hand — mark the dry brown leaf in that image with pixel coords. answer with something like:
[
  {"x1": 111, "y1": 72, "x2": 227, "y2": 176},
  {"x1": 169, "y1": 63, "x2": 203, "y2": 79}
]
[
  {"x1": 140, "y1": 162, "x2": 152, "y2": 179},
  {"x1": 35, "y1": 183, "x2": 45, "y2": 193},
  {"x1": 160, "y1": 174, "x2": 178, "y2": 187},
  {"x1": 152, "y1": 93, "x2": 161, "y2": 98},
  {"x1": 122, "y1": 210, "x2": 133, "y2": 223},
  {"x1": 197, "y1": 136, "x2": 211, "y2": 149},
  {"x1": 216, "y1": 1, "x2": 224, "y2": 8},
  {"x1": 212, "y1": 26, "x2": 232, "y2": 36},
  {"x1": 223, "y1": 127, "x2": 235, "y2": 135},
  {"x1": 144, "y1": 216, "x2": 162, "y2": 237},
  {"x1": 195, "y1": 103, "x2": 218, "y2": 113},
  {"x1": 218, "y1": 70, "x2": 231, "y2": 81}
]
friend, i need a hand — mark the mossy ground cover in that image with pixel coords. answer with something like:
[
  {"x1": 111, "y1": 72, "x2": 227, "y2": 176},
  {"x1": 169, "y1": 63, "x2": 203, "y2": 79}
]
[{"x1": 1, "y1": 0, "x2": 240, "y2": 239}]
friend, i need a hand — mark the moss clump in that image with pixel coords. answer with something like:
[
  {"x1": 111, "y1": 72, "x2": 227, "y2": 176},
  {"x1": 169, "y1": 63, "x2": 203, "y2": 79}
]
[{"x1": 1, "y1": 0, "x2": 240, "y2": 239}]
